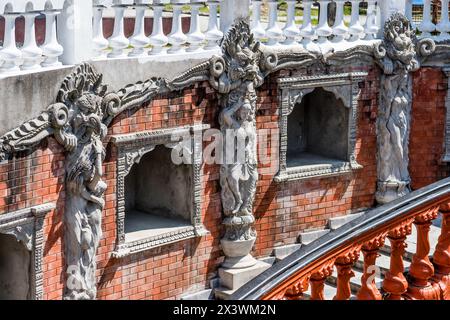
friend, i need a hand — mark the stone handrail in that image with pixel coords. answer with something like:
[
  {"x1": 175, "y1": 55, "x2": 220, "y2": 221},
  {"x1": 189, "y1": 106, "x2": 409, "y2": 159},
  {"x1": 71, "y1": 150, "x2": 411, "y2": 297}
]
[{"x1": 230, "y1": 176, "x2": 450, "y2": 300}]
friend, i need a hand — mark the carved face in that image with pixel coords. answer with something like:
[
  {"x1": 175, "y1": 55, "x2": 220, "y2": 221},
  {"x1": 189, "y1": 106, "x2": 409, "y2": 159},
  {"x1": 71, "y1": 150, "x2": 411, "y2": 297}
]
[{"x1": 76, "y1": 93, "x2": 103, "y2": 116}]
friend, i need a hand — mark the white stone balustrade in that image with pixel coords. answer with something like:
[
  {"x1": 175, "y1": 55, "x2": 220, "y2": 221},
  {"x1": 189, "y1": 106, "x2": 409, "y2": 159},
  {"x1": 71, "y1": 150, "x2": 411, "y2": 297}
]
[
  {"x1": 248, "y1": 0, "x2": 381, "y2": 52},
  {"x1": 93, "y1": 0, "x2": 224, "y2": 58},
  {"x1": 410, "y1": 0, "x2": 450, "y2": 40},
  {"x1": 0, "y1": 0, "x2": 65, "y2": 74}
]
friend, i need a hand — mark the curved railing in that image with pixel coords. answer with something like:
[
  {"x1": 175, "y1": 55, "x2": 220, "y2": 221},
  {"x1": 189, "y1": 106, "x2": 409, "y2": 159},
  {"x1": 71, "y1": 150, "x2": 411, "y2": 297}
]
[{"x1": 231, "y1": 177, "x2": 450, "y2": 300}]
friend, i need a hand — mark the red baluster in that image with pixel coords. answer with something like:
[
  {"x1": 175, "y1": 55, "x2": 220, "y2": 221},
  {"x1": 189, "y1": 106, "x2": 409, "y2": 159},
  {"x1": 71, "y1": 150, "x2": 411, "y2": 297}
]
[
  {"x1": 382, "y1": 220, "x2": 413, "y2": 300},
  {"x1": 432, "y1": 203, "x2": 450, "y2": 300},
  {"x1": 407, "y1": 207, "x2": 441, "y2": 300},
  {"x1": 357, "y1": 234, "x2": 386, "y2": 300},
  {"x1": 284, "y1": 277, "x2": 309, "y2": 300},
  {"x1": 310, "y1": 262, "x2": 334, "y2": 300},
  {"x1": 333, "y1": 248, "x2": 360, "y2": 300}
]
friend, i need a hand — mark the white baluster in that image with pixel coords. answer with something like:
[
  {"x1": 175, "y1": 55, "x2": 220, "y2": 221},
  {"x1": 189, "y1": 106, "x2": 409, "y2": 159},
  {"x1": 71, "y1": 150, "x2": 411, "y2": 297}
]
[
  {"x1": 187, "y1": 1, "x2": 205, "y2": 52},
  {"x1": 108, "y1": 5, "x2": 129, "y2": 58},
  {"x1": 300, "y1": 0, "x2": 318, "y2": 51},
  {"x1": 0, "y1": 13, "x2": 21, "y2": 72},
  {"x1": 266, "y1": 0, "x2": 284, "y2": 45},
  {"x1": 283, "y1": 0, "x2": 300, "y2": 45},
  {"x1": 21, "y1": 12, "x2": 43, "y2": 70},
  {"x1": 437, "y1": 0, "x2": 450, "y2": 40},
  {"x1": 364, "y1": 0, "x2": 379, "y2": 40},
  {"x1": 93, "y1": 5, "x2": 109, "y2": 59},
  {"x1": 348, "y1": 0, "x2": 364, "y2": 42},
  {"x1": 168, "y1": 3, "x2": 188, "y2": 54},
  {"x1": 41, "y1": 10, "x2": 63, "y2": 67},
  {"x1": 419, "y1": 0, "x2": 436, "y2": 37},
  {"x1": 316, "y1": 0, "x2": 332, "y2": 44},
  {"x1": 205, "y1": 0, "x2": 222, "y2": 50},
  {"x1": 405, "y1": 0, "x2": 413, "y2": 23},
  {"x1": 251, "y1": 0, "x2": 266, "y2": 41},
  {"x1": 129, "y1": 4, "x2": 150, "y2": 57},
  {"x1": 149, "y1": 3, "x2": 168, "y2": 55},
  {"x1": 332, "y1": 0, "x2": 348, "y2": 43}
]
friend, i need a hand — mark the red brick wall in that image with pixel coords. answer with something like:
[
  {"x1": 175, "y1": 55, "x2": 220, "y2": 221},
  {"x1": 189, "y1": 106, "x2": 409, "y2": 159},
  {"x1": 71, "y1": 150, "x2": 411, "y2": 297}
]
[
  {"x1": 252, "y1": 67, "x2": 380, "y2": 256},
  {"x1": 410, "y1": 67, "x2": 450, "y2": 190},
  {"x1": 0, "y1": 65, "x2": 394, "y2": 300}
]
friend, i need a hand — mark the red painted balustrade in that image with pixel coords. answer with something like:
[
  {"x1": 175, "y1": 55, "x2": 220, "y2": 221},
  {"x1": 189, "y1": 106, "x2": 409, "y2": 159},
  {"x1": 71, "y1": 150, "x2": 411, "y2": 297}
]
[{"x1": 230, "y1": 178, "x2": 450, "y2": 301}]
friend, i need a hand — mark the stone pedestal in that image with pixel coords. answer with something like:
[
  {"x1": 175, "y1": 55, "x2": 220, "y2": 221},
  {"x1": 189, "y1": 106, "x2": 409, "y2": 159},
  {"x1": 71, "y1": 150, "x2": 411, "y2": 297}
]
[{"x1": 215, "y1": 260, "x2": 271, "y2": 300}]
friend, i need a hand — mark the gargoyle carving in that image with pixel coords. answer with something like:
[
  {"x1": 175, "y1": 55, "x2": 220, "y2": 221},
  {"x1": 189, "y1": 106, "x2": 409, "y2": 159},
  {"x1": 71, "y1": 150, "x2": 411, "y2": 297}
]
[{"x1": 373, "y1": 13, "x2": 435, "y2": 204}]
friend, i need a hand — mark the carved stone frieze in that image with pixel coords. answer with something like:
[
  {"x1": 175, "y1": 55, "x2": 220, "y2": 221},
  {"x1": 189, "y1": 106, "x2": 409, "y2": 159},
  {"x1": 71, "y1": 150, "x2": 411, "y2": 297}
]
[{"x1": 373, "y1": 13, "x2": 436, "y2": 204}]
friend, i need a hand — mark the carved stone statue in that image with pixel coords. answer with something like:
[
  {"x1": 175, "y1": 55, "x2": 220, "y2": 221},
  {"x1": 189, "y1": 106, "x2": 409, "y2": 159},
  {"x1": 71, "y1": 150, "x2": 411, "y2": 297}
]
[
  {"x1": 0, "y1": 63, "x2": 166, "y2": 299},
  {"x1": 208, "y1": 20, "x2": 277, "y2": 269},
  {"x1": 374, "y1": 13, "x2": 435, "y2": 204}
]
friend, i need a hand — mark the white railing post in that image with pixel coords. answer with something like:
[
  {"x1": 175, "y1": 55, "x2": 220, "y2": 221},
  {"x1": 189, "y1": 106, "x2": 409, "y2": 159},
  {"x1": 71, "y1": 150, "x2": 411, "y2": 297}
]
[
  {"x1": 108, "y1": 3, "x2": 130, "y2": 58},
  {"x1": 348, "y1": 0, "x2": 364, "y2": 42},
  {"x1": 42, "y1": 9, "x2": 64, "y2": 67},
  {"x1": 364, "y1": 0, "x2": 379, "y2": 40},
  {"x1": 22, "y1": 12, "x2": 42, "y2": 70},
  {"x1": 0, "y1": 13, "x2": 21, "y2": 72},
  {"x1": 332, "y1": 0, "x2": 349, "y2": 43},
  {"x1": 419, "y1": 0, "x2": 436, "y2": 37},
  {"x1": 220, "y1": 0, "x2": 250, "y2": 33},
  {"x1": 437, "y1": 0, "x2": 450, "y2": 40},
  {"x1": 205, "y1": 0, "x2": 223, "y2": 50},
  {"x1": 149, "y1": 1, "x2": 168, "y2": 55},
  {"x1": 266, "y1": 0, "x2": 284, "y2": 45},
  {"x1": 167, "y1": 0, "x2": 188, "y2": 54},
  {"x1": 379, "y1": 0, "x2": 407, "y2": 38},
  {"x1": 187, "y1": 1, "x2": 205, "y2": 52},
  {"x1": 283, "y1": 0, "x2": 300, "y2": 45},
  {"x1": 92, "y1": 2, "x2": 109, "y2": 59},
  {"x1": 405, "y1": 0, "x2": 413, "y2": 22},
  {"x1": 316, "y1": 0, "x2": 333, "y2": 44},
  {"x1": 57, "y1": 0, "x2": 94, "y2": 65},
  {"x1": 129, "y1": 1, "x2": 150, "y2": 57},
  {"x1": 300, "y1": 0, "x2": 317, "y2": 51},
  {"x1": 251, "y1": 0, "x2": 266, "y2": 41}
]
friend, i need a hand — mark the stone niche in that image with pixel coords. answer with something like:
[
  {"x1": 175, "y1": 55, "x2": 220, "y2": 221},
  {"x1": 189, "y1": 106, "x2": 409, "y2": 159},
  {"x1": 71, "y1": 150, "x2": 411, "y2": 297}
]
[
  {"x1": 275, "y1": 72, "x2": 367, "y2": 182},
  {"x1": 0, "y1": 233, "x2": 31, "y2": 299},
  {"x1": 287, "y1": 87, "x2": 349, "y2": 166},
  {"x1": 112, "y1": 125, "x2": 209, "y2": 258},
  {"x1": 0, "y1": 203, "x2": 53, "y2": 300},
  {"x1": 124, "y1": 145, "x2": 193, "y2": 240}
]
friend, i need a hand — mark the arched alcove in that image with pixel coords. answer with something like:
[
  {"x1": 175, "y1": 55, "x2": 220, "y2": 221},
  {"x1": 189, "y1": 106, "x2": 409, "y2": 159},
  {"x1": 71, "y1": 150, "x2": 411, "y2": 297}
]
[
  {"x1": 0, "y1": 233, "x2": 31, "y2": 300},
  {"x1": 287, "y1": 87, "x2": 349, "y2": 167},
  {"x1": 124, "y1": 144, "x2": 193, "y2": 242}
]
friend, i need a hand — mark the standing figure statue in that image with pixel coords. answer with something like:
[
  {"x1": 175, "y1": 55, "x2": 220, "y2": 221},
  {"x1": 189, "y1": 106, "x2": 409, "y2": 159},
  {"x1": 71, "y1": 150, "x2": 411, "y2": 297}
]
[
  {"x1": 209, "y1": 20, "x2": 277, "y2": 268},
  {"x1": 374, "y1": 13, "x2": 435, "y2": 204}
]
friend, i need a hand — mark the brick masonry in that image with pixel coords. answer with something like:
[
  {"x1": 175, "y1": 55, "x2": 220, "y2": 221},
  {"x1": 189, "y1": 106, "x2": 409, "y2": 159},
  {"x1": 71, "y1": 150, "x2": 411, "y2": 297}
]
[{"x1": 0, "y1": 65, "x2": 447, "y2": 300}]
